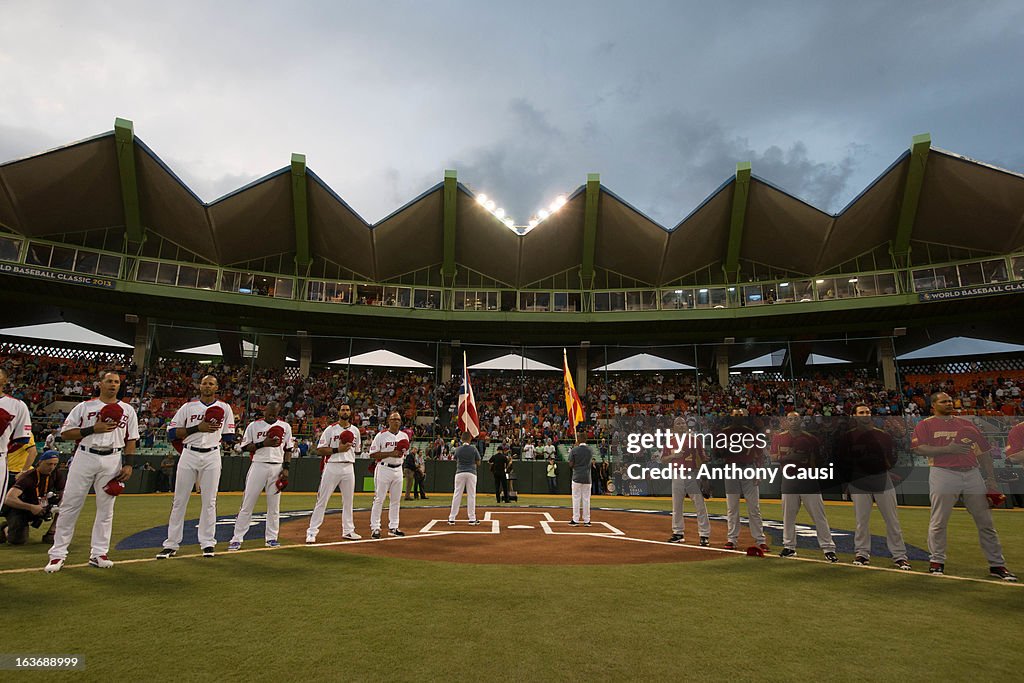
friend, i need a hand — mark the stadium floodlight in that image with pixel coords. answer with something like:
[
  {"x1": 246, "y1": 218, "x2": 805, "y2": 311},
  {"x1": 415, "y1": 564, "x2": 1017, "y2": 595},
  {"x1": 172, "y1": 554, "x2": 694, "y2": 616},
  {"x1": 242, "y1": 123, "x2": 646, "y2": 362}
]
[
  {"x1": 538, "y1": 209, "x2": 550, "y2": 220},
  {"x1": 476, "y1": 194, "x2": 488, "y2": 205},
  {"x1": 698, "y1": 288, "x2": 709, "y2": 293},
  {"x1": 816, "y1": 279, "x2": 825, "y2": 284},
  {"x1": 485, "y1": 200, "x2": 496, "y2": 211},
  {"x1": 779, "y1": 282, "x2": 790, "y2": 287},
  {"x1": 495, "y1": 208, "x2": 505, "y2": 219},
  {"x1": 503, "y1": 217, "x2": 514, "y2": 228},
  {"x1": 674, "y1": 289, "x2": 683, "y2": 294},
  {"x1": 552, "y1": 195, "x2": 567, "y2": 210},
  {"x1": 528, "y1": 219, "x2": 539, "y2": 228}
]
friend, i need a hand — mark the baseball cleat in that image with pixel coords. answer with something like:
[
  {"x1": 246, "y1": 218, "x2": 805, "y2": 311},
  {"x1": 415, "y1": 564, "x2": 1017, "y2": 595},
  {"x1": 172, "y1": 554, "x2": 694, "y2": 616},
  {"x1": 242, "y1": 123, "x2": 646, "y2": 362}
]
[
  {"x1": 265, "y1": 540, "x2": 281, "y2": 548},
  {"x1": 371, "y1": 530, "x2": 381, "y2": 539},
  {"x1": 568, "y1": 521, "x2": 579, "y2": 527},
  {"x1": 723, "y1": 542, "x2": 737, "y2": 550},
  {"x1": 699, "y1": 537, "x2": 710, "y2": 547},
  {"x1": 667, "y1": 534, "x2": 684, "y2": 543},
  {"x1": 468, "y1": 520, "x2": 481, "y2": 526},
  {"x1": 584, "y1": 522, "x2": 592, "y2": 527},
  {"x1": 824, "y1": 552, "x2": 839, "y2": 563},
  {"x1": 928, "y1": 562, "x2": 944, "y2": 575},
  {"x1": 305, "y1": 535, "x2": 317, "y2": 544},
  {"x1": 156, "y1": 548, "x2": 177, "y2": 560},
  {"x1": 389, "y1": 528, "x2": 405, "y2": 537},
  {"x1": 853, "y1": 556, "x2": 869, "y2": 566},
  {"x1": 779, "y1": 548, "x2": 797, "y2": 558},
  {"x1": 202, "y1": 547, "x2": 215, "y2": 558},
  {"x1": 89, "y1": 555, "x2": 114, "y2": 569},
  {"x1": 989, "y1": 566, "x2": 1018, "y2": 582},
  {"x1": 227, "y1": 541, "x2": 242, "y2": 551},
  {"x1": 447, "y1": 520, "x2": 456, "y2": 526},
  {"x1": 44, "y1": 558, "x2": 65, "y2": 573},
  {"x1": 343, "y1": 532, "x2": 362, "y2": 540},
  {"x1": 894, "y1": 559, "x2": 911, "y2": 571}
]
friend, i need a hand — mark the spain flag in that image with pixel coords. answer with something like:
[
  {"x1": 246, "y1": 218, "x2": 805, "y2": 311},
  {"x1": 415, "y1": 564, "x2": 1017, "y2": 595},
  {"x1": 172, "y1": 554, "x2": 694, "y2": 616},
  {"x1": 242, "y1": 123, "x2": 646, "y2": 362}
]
[{"x1": 563, "y1": 348, "x2": 585, "y2": 437}]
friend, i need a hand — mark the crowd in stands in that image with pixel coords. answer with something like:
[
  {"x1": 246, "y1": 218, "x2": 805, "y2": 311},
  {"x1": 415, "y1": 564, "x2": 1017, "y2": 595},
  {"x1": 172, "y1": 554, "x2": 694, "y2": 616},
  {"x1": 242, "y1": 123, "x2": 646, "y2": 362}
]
[{"x1": 2, "y1": 349, "x2": 1022, "y2": 459}]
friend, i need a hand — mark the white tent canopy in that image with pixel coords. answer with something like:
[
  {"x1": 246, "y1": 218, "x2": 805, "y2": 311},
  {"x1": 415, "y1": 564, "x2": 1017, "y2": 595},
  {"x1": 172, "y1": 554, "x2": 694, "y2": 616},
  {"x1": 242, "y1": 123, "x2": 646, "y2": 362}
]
[
  {"x1": 897, "y1": 336, "x2": 1024, "y2": 360},
  {"x1": 593, "y1": 353, "x2": 695, "y2": 371},
  {"x1": 468, "y1": 353, "x2": 560, "y2": 371},
  {"x1": 806, "y1": 353, "x2": 852, "y2": 365},
  {"x1": 0, "y1": 322, "x2": 132, "y2": 348},
  {"x1": 177, "y1": 340, "x2": 295, "y2": 361},
  {"x1": 329, "y1": 349, "x2": 430, "y2": 368},
  {"x1": 732, "y1": 350, "x2": 786, "y2": 368}
]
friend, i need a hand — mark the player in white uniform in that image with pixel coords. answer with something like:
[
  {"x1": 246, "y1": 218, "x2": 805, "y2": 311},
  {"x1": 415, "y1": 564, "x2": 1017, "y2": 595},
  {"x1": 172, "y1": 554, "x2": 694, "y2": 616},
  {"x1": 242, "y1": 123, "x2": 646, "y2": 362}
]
[
  {"x1": 306, "y1": 404, "x2": 362, "y2": 543},
  {"x1": 228, "y1": 401, "x2": 293, "y2": 550},
  {"x1": 157, "y1": 375, "x2": 236, "y2": 559},
  {"x1": 0, "y1": 367, "x2": 33, "y2": 509},
  {"x1": 368, "y1": 411, "x2": 410, "y2": 538},
  {"x1": 44, "y1": 370, "x2": 139, "y2": 573}
]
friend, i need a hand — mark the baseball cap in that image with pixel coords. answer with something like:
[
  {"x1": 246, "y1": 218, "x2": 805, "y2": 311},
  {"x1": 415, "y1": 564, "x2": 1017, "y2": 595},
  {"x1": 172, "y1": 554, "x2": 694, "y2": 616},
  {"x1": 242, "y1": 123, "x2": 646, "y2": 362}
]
[{"x1": 39, "y1": 450, "x2": 60, "y2": 462}]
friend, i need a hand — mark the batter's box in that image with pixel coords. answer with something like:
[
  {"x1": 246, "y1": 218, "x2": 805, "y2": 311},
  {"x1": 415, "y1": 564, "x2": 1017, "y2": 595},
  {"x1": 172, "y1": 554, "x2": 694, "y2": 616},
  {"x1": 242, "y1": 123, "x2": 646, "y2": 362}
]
[
  {"x1": 419, "y1": 519, "x2": 499, "y2": 534},
  {"x1": 539, "y1": 520, "x2": 625, "y2": 536}
]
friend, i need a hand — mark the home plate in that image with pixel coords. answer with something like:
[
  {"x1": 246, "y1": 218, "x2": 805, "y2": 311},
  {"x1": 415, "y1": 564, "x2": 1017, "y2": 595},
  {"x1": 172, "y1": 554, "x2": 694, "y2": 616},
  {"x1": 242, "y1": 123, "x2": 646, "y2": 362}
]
[{"x1": 508, "y1": 525, "x2": 535, "y2": 530}]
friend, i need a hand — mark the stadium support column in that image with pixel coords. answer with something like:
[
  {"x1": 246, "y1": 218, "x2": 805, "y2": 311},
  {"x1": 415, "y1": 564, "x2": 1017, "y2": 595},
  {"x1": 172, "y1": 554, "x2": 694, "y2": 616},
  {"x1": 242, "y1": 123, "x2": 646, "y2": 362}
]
[
  {"x1": 580, "y1": 174, "x2": 600, "y2": 303},
  {"x1": 131, "y1": 316, "x2": 149, "y2": 369},
  {"x1": 576, "y1": 345, "x2": 588, "y2": 397},
  {"x1": 254, "y1": 334, "x2": 286, "y2": 371},
  {"x1": 299, "y1": 335, "x2": 312, "y2": 378},
  {"x1": 441, "y1": 344, "x2": 452, "y2": 383},
  {"x1": 441, "y1": 170, "x2": 458, "y2": 308},
  {"x1": 878, "y1": 340, "x2": 897, "y2": 391},
  {"x1": 291, "y1": 153, "x2": 311, "y2": 273},
  {"x1": 891, "y1": 134, "x2": 931, "y2": 269},
  {"x1": 114, "y1": 118, "x2": 144, "y2": 244},
  {"x1": 723, "y1": 162, "x2": 751, "y2": 284},
  {"x1": 715, "y1": 345, "x2": 730, "y2": 388}
]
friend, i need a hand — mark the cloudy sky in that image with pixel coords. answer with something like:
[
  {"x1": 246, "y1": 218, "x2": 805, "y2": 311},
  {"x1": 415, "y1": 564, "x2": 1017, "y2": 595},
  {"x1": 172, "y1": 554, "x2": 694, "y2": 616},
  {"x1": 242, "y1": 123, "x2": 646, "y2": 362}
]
[{"x1": 1, "y1": 0, "x2": 1022, "y2": 227}]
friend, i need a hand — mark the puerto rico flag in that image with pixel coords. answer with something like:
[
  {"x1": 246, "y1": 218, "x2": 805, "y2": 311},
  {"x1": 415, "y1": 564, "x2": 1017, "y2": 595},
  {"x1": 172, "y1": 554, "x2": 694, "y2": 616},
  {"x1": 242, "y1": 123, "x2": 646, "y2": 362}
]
[{"x1": 457, "y1": 351, "x2": 480, "y2": 437}]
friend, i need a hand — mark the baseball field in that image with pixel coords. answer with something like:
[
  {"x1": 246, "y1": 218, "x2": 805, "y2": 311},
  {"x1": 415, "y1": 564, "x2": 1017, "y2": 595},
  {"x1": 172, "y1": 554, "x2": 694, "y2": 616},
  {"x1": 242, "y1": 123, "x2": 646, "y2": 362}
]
[{"x1": 3, "y1": 492, "x2": 1022, "y2": 681}]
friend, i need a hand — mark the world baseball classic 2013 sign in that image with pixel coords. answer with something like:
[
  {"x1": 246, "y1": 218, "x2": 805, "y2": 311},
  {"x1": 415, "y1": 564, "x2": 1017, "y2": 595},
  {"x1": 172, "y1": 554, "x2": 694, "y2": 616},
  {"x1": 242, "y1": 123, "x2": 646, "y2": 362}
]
[
  {"x1": 0, "y1": 262, "x2": 116, "y2": 289},
  {"x1": 918, "y1": 281, "x2": 1024, "y2": 302}
]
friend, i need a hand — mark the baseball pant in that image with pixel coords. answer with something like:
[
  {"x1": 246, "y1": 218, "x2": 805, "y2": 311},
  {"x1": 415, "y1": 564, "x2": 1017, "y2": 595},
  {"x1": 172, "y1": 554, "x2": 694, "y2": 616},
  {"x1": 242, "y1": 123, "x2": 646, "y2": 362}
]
[
  {"x1": 725, "y1": 477, "x2": 765, "y2": 545},
  {"x1": 48, "y1": 450, "x2": 123, "y2": 560},
  {"x1": 403, "y1": 468, "x2": 415, "y2": 499},
  {"x1": 370, "y1": 465, "x2": 403, "y2": 531},
  {"x1": 571, "y1": 481, "x2": 591, "y2": 523},
  {"x1": 163, "y1": 448, "x2": 222, "y2": 550},
  {"x1": 307, "y1": 462, "x2": 356, "y2": 537},
  {"x1": 927, "y1": 466, "x2": 1004, "y2": 565},
  {"x1": 850, "y1": 486, "x2": 907, "y2": 561},
  {"x1": 781, "y1": 493, "x2": 836, "y2": 552},
  {"x1": 671, "y1": 477, "x2": 711, "y2": 538},
  {"x1": 230, "y1": 461, "x2": 283, "y2": 544},
  {"x1": 449, "y1": 472, "x2": 478, "y2": 522}
]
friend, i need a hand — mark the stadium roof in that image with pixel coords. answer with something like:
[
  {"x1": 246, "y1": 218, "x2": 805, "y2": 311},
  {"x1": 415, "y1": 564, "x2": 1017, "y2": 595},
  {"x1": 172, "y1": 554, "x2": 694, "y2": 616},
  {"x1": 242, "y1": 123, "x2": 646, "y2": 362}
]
[{"x1": 2, "y1": 122, "x2": 1023, "y2": 288}]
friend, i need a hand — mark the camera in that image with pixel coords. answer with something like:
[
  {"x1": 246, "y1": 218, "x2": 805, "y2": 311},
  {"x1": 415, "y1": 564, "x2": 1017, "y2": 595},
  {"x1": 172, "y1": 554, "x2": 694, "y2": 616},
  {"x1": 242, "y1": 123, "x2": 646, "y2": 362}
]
[{"x1": 30, "y1": 492, "x2": 59, "y2": 526}]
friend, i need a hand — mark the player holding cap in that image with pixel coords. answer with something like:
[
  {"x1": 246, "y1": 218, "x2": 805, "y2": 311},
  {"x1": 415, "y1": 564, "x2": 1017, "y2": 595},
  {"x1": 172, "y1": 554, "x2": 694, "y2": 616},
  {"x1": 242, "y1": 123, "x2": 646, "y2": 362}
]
[
  {"x1": 368, "y1": 411, "x2": 409, "y2": 538},
  {"x1": 228, "y1": 401, "x2": 293, "y2": 550},
  {"x1": 0, "y1": 367, "x2": 33, "y2": 511},
  {"x1": 45, "y1": 370, "x2": 139, "y2": 573},
  {"x1": 306, "y1": 404, "x2": 362, "y2": 543},
  {"x1": 664, "y1": 416, "x2": 710, "y2": 545},
  {"x1": 157, "y1": 375, "x2": 236, "y2": 559},
  {"x1": 718, "y1": 409, "x2": 768, "y2": 552},
  {"x1": 911, "y1": 392, "x2": 1016, "y2": 581}
]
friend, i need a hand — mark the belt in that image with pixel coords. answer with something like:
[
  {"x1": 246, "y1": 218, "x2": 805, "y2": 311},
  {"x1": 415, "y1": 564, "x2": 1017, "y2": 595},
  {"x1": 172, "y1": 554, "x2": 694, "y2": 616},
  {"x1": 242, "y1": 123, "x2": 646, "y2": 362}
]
[
  {"x1": 937, "y1": 465, "x2": 977, "y2": 472},
  {"x1": 185, "y1": 445, "x2": 218, "y2": 453},
  {"x1": 383, "y1": 463, "x2": 401, "y2": 468},
  {"x1": 80, "y1": 445, "x2": 122, "y2": 456}
]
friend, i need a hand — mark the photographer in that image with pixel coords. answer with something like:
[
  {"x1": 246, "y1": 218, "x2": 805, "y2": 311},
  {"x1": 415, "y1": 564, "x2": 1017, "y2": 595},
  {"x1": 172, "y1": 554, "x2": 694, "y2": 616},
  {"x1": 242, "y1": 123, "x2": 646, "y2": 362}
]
[{"x1": 1, "y1": 450, "x2": 64, "y2": 545}]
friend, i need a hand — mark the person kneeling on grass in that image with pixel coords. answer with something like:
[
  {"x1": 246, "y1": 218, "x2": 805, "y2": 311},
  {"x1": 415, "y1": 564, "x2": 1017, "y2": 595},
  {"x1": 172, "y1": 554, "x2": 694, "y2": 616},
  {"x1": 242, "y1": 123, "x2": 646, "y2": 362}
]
[{"x1": 1, "y1": 450, "x2": 63, "y2": 545}]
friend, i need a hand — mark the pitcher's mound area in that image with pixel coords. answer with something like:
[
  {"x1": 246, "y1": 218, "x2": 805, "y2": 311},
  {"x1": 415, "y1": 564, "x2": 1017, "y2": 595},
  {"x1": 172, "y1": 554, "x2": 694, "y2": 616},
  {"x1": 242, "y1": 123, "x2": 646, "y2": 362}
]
[{"x1": 281, "y1": 506, "x2": 763, "y2": 566}]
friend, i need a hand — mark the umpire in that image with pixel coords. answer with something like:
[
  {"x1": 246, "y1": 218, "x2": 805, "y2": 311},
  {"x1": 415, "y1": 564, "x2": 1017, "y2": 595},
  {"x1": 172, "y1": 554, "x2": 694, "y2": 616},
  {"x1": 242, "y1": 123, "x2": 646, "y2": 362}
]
[{"x1": 1, "y1": 450, "x2": 64, "y2": 545}]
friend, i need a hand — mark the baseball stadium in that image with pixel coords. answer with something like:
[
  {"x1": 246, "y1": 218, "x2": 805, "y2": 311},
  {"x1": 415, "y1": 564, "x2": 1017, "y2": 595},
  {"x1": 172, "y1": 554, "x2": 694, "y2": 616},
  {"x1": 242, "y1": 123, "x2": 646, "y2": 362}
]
[{"x1": 2, "y1": 120, "x2": 1024, "y2": 680}]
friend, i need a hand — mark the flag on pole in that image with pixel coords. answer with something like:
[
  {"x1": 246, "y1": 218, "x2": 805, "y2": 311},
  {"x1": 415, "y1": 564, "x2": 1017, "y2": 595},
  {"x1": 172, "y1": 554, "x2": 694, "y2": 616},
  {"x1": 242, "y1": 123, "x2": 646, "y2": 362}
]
[
  {"x1": 563, "y1": 348, "x2": 584, "y2": 437},
  {"x1": 457, "y1": 351, "x2": 480, "y2": 437}
]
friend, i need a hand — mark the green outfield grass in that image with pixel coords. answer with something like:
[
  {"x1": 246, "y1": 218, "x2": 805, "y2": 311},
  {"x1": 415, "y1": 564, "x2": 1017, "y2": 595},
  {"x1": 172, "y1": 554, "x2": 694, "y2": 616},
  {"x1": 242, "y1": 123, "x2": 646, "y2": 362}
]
[{"x1": 3, "y1": 494, "x2": 1023, "y2": 682}]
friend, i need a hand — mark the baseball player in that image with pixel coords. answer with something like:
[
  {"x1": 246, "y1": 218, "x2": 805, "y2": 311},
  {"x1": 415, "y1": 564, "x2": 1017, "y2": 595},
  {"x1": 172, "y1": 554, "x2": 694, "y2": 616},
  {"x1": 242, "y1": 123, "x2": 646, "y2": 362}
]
[
  {"x1": 770, "y1": 412, "x2": 837, "y2": 562},
  {"x1": 1006, "y1": 422, "x2": 1024, "y2": 464},
  {"x1": 448, "y1": 431, "x2": 482, "y2": 525},
  {"x1": 228, "y1": 401, "x2": 293, "y2": 550},
  {"x1": 0, "y1": 367, "x2": 33, "y2": 509},
  {"x1": 306, "y1": 404, "x2": 362, "y2": 543},
  {"x1": 44, "y1": 370, "x2": 139, "y2": 573},
  {"x1": 664, "y1": 417, "x2": 710, "y2": 545},
  {"x1": 717, "y1": 410, "x2": 768, "y2": 552},
  {"x1": 911, "y1": 392, "x2": 1016, "y2": 581},
  {"x1": 157, "y1": 375, "x2": 236, "y2": 559},
  {"x1": 368, "y1": 411, "x2": 409, "y2": 538},
  {"x1": 836, "y1": 405, "x2": 910, "y2": 570}
]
